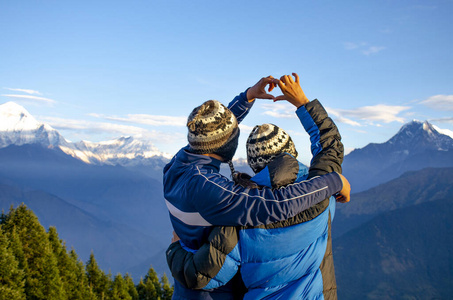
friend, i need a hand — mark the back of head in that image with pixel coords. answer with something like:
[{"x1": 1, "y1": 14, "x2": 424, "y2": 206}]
[
  {"x1": 246, "y1": 123, "x2": 298, "y2": 173},
  {"x1": 187, "y1": 100, "x2": 239, "y2": 161}
]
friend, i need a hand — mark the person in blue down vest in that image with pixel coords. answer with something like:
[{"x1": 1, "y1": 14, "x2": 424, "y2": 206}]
[{"x1": 166, "y1": 73, "x2": 349, "y2": 299}]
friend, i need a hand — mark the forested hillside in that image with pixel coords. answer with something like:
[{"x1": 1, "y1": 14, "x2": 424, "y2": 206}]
[{"x1": 0, "y1": 204, "x2": 173, "y2": 300}]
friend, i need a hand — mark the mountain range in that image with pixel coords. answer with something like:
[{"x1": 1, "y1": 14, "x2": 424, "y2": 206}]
[
  {"x1": 1, "y1": 101, "x2": 453, "y2": 293},
  {"x1": 0, "y1": 101, "x2": 171, "y2": 177}
]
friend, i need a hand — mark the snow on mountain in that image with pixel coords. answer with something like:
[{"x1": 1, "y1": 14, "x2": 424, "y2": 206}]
[
  {"x1": 0, "y1": 101, "x2": 69, "y2": 148},
  {"x1": 61, "y1": 136, "x2": 172, "y2": 165},
  {"x1": 0, "y1": 101, "x2": 171, "y2": 165},
  {"x1": 432, "y1": 124, "x2": 453, "y2": 139},
  {"x1": 387, "y1": 120, "x2": 453, "y2": 151}
]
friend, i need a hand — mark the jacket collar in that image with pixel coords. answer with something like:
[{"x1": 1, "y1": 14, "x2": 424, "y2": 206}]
[{"x1": 175, "y1": 145, "x2": 222, "y2": 171}]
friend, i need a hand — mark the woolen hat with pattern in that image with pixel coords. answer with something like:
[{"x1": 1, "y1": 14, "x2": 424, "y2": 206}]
[
  {"x1": 246, "y1": 123, "x2": 298, "y2": 173},
  {"x1": 187, "y1": 100, "x2": 239, "y2": 161}
]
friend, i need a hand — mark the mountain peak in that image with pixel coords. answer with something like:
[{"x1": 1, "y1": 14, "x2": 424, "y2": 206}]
[
  {"x1": 388, "y1": 120, "x2": 453, "y2": 147},
  {"x1": 0, "y1": 101, "x2": 41, "y2": 131}
]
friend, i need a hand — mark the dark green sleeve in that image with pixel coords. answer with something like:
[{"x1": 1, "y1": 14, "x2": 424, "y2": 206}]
[
  {"x1": 304, "y1": 99, "x2": 343, "y2": 299},
  {"x1": 166, "y1": 226, "x2": 240, "y2": 289},
  {"x1": 305, "y1": 99, "x2": 344, "y2": 177}
]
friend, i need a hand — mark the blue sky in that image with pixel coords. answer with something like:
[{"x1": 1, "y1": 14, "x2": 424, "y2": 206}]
[{"x1": 1, "y1": 0, "x2": 452, "y2": 163}]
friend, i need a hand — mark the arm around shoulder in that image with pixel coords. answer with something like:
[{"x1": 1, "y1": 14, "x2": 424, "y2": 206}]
[{"x1": 191, "y1": 170, "x2": 344, "y2": 226}]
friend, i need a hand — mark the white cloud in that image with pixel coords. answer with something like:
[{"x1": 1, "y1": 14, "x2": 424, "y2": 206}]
[
  {"x1": 326, "y1": 108, "x2": 362, "y2": 127},
  {"x1": 39, "y1": 116, "x2": 185, "y2": 144},
  {"x1": 326, "y1": 105, "x2": 411, "y2": 125},
  {"x1": 88, "y1": 113, "x2": 187, "y2": 126},
  {"x1": 420, "y1": 95, "x2": 453, "y2": 111},
  {"x1": 1, "y1": 94, "x2": 55, "y2": 104},
  {"x1": 260, "y1": 102, "x2": 296, "y2": 119},
  {"x1": 429, "y1": 117, "x2": 453, "y2": 124},
  {"x1": 344, "y1": 147, "x2": 356, "y2": 155},
  {"x1": 263, "y1": 111, "x2": 295, "y2": 119},
  {"x1": 362, "y1": 46, "x2": 386, "y2": 55},
  {"x1": 343, "y1": 42, "x2": 386, "y2": 55},
  {"x1": 40, "y1": 116, "x2": 148, "y2": 135},
  {"x1": 239, "y1": 124, "x2": 255, "y2": 132},
  {"x1": 3, "y1": 88, "x2": 42, "y2": 95}
]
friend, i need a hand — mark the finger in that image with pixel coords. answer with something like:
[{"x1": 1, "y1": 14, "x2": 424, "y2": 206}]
[
  {"x1": 262, "y1": 77, "x2": 275, "y2": 83},
  {"x1": 275, "y1": 79, "x2": 287, "y2": 92},
  {"x1": 274, "y1": 95, "x2": 286, "y2": 101},
  {"x1": 268, "y1": 83, "x2": 274, "y2": 92},
  {"x1": 336, "y1": 196, "x2": 345, "y2": 203},
  {"x1": 292, "y1": 73, "x2": 300, "y2": 84},
  {"x1": 258, "y1": 93, "x2": 276, "y2": 100},
  {"x1": 283, "y1": 75, "x2": 293, "y2": 84},
  {"x1": 268, "y1": 81, "x2": 276, "y2": 92}
]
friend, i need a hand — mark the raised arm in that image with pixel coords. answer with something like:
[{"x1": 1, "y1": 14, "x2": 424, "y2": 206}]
[
  {"x1": 228, "y1": 76, "x2": 276, "y2": 123},
  {"x1": 297, "y1": 100, "x2": 344, "y2": 176},
  {"x1": 275, "y1": 72, "x2": 350, "y2": 203}
]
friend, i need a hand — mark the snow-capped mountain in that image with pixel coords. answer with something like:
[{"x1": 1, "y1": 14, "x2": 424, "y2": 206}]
[
  {"x1": 60, "y1": 136, "x2": 172, "y2": 166},
  {"x1": 387, "y1": 120, "x2": 453, "y2": 151},
  {"x1": 0, "y1": 101, "x2": 171, "y2": 166},
  {"x1": 342, "y1": 120, "x2": 453, "y2": 192},
  {"x1": 0, "y1": 101, "x2": 70, "y2": 149}
]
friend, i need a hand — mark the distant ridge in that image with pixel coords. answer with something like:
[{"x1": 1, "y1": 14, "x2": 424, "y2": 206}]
[
  {"x1": 334, "y1": 195, "x2": 453, "y2": 299},
  {"x1": 333, "y1": 167, "x2": 453, "y2": 238}
]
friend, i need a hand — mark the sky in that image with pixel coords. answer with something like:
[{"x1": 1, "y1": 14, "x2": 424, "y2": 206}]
[{"x1": 1, "y1": 0, "x2": 452, "y2": 164}]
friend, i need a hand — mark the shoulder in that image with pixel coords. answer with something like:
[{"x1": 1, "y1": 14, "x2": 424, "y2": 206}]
[{"x1": 267, "y1": 153, "x2": 300, "y2": 189}]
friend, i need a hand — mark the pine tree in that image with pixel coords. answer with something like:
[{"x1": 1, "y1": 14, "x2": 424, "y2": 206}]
[
  {"x1": 86, "y1": 252, "x2": 110, "y2": 300},
  {"x1": 48, "y1": 227, "x2": 92, "y2": 299},
  {"x1": 137, "y1": 277, "x2": 157, "y2": 300},
  {"x1": 160, "y1": 274, "x2": 173, "y2": 300},
  {"x1": 124, "y1": 273, "x2": 139, "y2": 300},
  {"x1": 0, "y1": 225, "x2": 26, "y2": 300},
  {"x1": 1, "y1": 204, "x2": 64, "y2": 299},
  {"x1": 110, "y1": 273, "x2": 132, "y2": 300},
  {"x1": 7, "y1": 226, "x2": 28, "y2": 276},
  {"x1": 40, "y1": 246, "x2": 65, "y2": 299},
  {"x1": 137, "y1": 266, "x2": 162, "y2": 300}
]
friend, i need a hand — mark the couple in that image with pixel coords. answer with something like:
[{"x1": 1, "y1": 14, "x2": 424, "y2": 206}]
[{"x1": 163, "y1": 73, "x2": 350, "y2": 299}]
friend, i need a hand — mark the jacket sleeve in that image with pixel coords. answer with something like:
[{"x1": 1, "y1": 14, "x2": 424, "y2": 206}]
[
  {"x1": 166, "y1": 226, "x2": 240, "y2": 290},
  {"x1": 190, "y1": 169, "x2": 343, "y2": 226},
  {"x1": 227, "y1": 89, "x2": 254, "y2": 124},
  {"x1": 296, "y1": 99, "x2": 344, "y2": 177}
]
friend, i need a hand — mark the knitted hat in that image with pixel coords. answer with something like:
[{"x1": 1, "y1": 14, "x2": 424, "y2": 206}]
[
  {"x1": 187, "y1": 100, "x2": 239, "y2": 160},
  {"x1": 246, "y1": 123, "x2": 298, "y2": 173}
]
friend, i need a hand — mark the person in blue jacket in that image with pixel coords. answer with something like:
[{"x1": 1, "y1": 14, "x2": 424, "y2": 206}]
[{"x1": 166, "y1": 73, "x2": 348, "y2": 299}]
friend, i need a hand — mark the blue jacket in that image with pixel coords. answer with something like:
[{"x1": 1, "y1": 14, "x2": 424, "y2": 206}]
[
  {"x1": 163, "y1": 92, "x2": 343, "y2": 299},
  {"x1": 167, "y1": 99, "x2": 344, "y2": 299}
]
